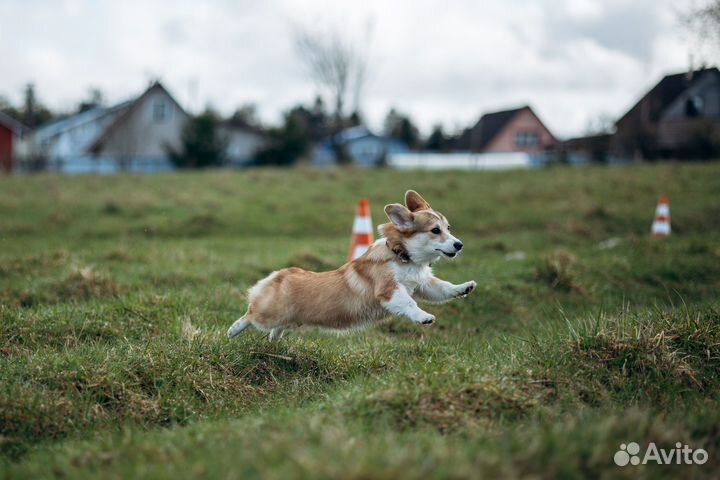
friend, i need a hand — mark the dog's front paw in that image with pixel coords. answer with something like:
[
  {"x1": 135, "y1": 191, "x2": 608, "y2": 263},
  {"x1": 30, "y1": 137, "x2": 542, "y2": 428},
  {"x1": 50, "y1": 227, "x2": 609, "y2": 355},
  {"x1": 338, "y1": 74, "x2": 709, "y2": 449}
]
[
  {"x1": 416, "y1": 313, "x2": 435, "y2": 325},
  {"x1": 457, "y1": 281, "x2": 477, "y2": 297}
]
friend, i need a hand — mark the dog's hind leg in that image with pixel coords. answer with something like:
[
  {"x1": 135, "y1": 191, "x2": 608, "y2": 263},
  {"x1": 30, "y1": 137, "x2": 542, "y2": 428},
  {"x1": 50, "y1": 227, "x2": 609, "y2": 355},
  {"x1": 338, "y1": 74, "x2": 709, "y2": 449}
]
[
  {"x1": 269, "y1": 327, "x2": 284, "y2": 343},
  {"x1": 227, "y1": 315, "x2": 252, "y2": 339}
]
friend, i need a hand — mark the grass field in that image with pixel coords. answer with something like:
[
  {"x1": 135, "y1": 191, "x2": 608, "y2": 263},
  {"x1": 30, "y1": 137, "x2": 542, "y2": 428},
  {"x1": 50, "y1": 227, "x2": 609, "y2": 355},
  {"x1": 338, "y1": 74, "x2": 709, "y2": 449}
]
[{"x1": 1, "y1": 163, "x2": 719, "y2": 479}]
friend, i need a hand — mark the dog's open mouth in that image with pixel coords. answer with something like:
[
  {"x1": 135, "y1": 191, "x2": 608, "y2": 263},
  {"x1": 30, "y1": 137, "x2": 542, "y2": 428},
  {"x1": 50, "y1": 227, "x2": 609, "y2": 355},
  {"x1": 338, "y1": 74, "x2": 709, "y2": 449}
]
[{"x1": 435, "y1": 249, "x2": 457, "y2": 258}]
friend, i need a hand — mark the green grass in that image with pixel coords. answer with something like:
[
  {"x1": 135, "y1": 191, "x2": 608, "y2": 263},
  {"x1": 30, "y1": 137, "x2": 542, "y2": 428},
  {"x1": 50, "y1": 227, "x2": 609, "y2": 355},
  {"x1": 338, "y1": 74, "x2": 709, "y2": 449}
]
[{"x1": 1, "y1": 164, "x2": 719, "y2": 479}]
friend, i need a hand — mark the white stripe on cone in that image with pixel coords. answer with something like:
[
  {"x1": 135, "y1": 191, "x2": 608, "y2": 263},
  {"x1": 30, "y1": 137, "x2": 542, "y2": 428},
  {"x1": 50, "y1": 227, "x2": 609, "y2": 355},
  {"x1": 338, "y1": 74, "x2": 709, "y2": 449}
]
[
  {"x1": 348, "y1": 199, "x2": 374, "y2": 261},
  {"x1": 353, "y1": 216, "x2": 372, "y2": 234},
  {"x1": 652, "y1": 221, "x2": 670, "y2": 236},
  {"x1": 651, "y1": 198, "x2": 670, "y2": 237}
]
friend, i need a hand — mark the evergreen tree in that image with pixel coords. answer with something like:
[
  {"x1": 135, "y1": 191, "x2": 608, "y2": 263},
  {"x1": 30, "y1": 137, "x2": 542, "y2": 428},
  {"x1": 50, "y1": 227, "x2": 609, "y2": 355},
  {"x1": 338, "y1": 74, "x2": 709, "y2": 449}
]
[
  {"x1": 168, "y1": 110, "x2": 227, "y2": 168},
  {"x1": 425, "y1": 124, "x2": 448, "y2": 152},
  {"x1": 254, "y1": 108, "x2": 312, "y2": 166},
  {"x1": 383, "y1": 108, "x2": 420, "y2": 150}
]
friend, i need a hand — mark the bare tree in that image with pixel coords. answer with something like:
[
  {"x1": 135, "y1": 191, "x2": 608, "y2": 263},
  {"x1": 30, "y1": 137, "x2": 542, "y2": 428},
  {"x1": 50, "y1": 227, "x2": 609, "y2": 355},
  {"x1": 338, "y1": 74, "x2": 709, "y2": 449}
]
[
  {"x1": 294, "y1": 22, "x2": 372, "y2": 143},
  {"x1": 683, "y1": 1, "x2": 720, "y2": 59}
]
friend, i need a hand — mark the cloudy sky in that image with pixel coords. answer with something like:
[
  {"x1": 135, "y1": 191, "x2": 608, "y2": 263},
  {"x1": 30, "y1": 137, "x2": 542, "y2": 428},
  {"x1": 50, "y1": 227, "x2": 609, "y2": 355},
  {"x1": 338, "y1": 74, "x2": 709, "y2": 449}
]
[{"x1": 0, "y1": 0, "x2": 707, "y2": 137}]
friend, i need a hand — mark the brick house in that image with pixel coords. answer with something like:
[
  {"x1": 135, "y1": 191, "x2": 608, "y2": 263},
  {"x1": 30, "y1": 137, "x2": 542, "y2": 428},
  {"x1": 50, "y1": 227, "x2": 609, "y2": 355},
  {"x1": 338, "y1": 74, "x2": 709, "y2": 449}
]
[{"x1": 464, "y1": 105, "x2": 557, "y2": 155}]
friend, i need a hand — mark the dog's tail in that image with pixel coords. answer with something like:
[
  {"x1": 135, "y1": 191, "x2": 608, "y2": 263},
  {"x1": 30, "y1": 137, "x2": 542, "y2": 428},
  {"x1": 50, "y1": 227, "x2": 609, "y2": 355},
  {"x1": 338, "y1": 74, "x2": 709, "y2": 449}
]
[{"x1": 227, "y1": 315, "x2": 251, "y2": 339}]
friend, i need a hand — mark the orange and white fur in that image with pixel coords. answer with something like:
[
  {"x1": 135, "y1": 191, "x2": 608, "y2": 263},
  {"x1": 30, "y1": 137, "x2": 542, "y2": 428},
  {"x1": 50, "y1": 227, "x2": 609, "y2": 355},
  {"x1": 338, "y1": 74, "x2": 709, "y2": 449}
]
[{"x1": 227, "y1": 190, "x2": 476, "y2": 341}]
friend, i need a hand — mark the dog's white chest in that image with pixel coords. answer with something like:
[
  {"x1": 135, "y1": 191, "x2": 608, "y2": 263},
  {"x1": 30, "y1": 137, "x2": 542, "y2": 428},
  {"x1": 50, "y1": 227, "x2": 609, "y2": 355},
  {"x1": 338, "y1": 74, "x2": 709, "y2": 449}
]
[{"x1": 392, "y1": 263, "x2": 432, "y2": 293}]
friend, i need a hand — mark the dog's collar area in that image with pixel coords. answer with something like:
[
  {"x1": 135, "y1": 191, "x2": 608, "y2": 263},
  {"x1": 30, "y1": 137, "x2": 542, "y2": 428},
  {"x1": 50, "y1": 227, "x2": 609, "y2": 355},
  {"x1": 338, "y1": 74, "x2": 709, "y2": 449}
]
[{"x1": 386, "y1": 240, "x2": 411, "y2": 263}]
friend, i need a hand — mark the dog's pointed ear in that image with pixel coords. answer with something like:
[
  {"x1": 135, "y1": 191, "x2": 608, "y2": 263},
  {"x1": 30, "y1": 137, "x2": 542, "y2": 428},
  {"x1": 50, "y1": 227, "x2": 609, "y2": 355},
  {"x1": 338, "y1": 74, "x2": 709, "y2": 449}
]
[
  {"x1": 405, "y1": 190, "x2": 431, "y2": 212},
  {"x1": 384, "y1": 203, "x2": 414, "y2": 230}
]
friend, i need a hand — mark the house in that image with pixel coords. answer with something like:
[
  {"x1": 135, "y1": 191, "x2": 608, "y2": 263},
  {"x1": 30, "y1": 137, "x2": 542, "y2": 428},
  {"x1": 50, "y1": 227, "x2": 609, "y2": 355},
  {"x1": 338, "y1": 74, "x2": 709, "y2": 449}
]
[
  {"x1": 220, "y1": 120, "x2": 266, "y2": 167},
  {"x1": 23, "y1": 81, "x2": 185, "y2": 173},
  {"x1": 0, "y1": 112, "x2": 29, "y2": 173},
  {"x1": 27, "y1": 100, "x2": 134, "y2": 173},
  {"x1": 464, "y1": 105, "x2": 557, "y2": 156},
  {"x1": 312, "y1": 126, "x2": 409, "y2": 168},
  {"x1": 611, "y1": 68, "x2": 720, "y2": 160},
  {"x1": 559, "y1": 133, "x2": 613, "y2": 165},
  {"x1": 85, "y1": 82, "x2": 188, "y2": 172},
  {"x1": 21, "y1": 81, "x2": 265, "y2": 173}
]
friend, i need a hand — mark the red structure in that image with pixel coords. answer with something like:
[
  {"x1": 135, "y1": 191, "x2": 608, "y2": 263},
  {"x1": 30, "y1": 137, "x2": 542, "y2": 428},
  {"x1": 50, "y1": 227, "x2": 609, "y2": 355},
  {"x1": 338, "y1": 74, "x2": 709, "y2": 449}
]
[
  {"x1": 0, "y1": 112, "x2": 29, "y2": 173},
  {"x1": 0, "y1": 124, "x2": 12, "y2": 172}
]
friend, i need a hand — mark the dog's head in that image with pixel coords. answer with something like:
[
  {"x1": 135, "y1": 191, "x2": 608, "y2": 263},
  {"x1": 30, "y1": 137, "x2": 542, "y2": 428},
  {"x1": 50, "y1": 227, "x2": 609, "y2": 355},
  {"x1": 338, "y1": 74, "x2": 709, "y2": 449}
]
[{"x1": 380, "y1": 190, "x2": 463, "y2": 265}]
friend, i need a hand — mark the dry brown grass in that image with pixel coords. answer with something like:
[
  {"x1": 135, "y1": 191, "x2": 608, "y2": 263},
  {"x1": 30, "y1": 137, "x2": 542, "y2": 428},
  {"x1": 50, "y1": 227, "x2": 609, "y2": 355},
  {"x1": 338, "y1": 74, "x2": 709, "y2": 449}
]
[
  {"x1": 53, "y1": 266, "x2": 124, "y2": 302},
  {"x1": 567, "y1": 310, "x2": 720, "y2": 401},
  {"x1": 362, "y1": 378, "x2": 554, "y2": 433},
  {"x1": 535, "y1": 250, "x2": 584, "y2": 293}
]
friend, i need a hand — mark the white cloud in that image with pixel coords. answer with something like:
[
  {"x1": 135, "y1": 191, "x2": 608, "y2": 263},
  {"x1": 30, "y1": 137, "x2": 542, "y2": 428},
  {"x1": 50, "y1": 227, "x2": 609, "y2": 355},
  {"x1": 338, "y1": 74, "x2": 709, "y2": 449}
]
[
  {"x1": 564, "y1": 0, "x2": 605, "y2": 22},
  {"x1": 0, "y1": 0, "x2": 694, "y2": 138}
]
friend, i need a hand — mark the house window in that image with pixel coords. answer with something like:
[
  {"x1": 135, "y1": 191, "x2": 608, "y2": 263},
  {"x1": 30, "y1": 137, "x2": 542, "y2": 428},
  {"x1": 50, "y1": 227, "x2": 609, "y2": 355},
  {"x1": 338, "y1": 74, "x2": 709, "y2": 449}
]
[
  {"x1": 152, "y1": 100, "x2": 168, "y2": 123},
  {"x1": 685, "y1": 95, "x2": 704, "y2": 118},
  {"x1": 515, "y1": 131, "x2": 538, "y2": 147}
]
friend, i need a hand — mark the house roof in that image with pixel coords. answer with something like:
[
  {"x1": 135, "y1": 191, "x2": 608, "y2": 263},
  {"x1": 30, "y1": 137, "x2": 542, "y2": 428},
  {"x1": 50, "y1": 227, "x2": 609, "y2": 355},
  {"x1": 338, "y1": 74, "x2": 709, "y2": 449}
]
[
  {"x1": 337, "y1": 125, "x2": 375, "y2": 142},
  {"x1": 88, "y1": 81, "x2": 186, "y2": 154},
  {"x1": 316, "y1": 125, "x2": 407, "y2": 153},
  {"x1": 33, "y1": 101, "x2": 132, "y2": 140},
  {"x1": 471, "y1": 106, "x2": 529, "y2": 150},
  {"x1": 0, "y1": 111, "x2": 30, "y2": 135},
  {"x1": 616, "y1": 67, "x2": 720, "y2": 126},
  {"x1": 470, "y1": 105, "x2": 557, "y2": 150}
]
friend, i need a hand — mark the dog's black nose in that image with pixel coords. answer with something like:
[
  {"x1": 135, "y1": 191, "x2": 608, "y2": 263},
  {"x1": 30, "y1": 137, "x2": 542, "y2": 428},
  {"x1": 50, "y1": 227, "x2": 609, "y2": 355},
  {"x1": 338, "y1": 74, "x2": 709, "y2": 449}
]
[{"x1": 454, "y1": 241, "x2": 463, "y2": 251}]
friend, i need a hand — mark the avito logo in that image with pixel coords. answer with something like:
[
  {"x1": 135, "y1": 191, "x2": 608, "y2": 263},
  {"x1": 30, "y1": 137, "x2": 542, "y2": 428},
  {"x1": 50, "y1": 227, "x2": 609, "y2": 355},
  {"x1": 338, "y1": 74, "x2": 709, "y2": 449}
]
[{"x1": 614, "y1": 442, "x2": 708, "y2": 466}]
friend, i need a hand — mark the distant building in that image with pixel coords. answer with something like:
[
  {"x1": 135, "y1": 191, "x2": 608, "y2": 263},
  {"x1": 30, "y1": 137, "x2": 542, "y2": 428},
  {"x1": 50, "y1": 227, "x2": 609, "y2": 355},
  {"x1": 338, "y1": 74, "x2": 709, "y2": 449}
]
[
  {"x1": 21, "y1": 81, "x2": 264, "y2": 174},
  {"x1": 0, "y1": 112, "x2": 29, "y2": 173},
  {"x1": 86, "y1": 82, "x2": 188, "y2": 172},
  {"x1": 611, "y1": 68, "x2": 720, "y2": 160},
  {"x1": 462, "y1": 105, "x2": 557, "y2": 156},
  {"x1": 559, "y1": 133, "x2": 613, "y2": 165},
  {"x1": 220, "y1": 120, "x2": 266, "y2": 167},
  {"x1": 26, "y1": 101, "x2": 132, "y2": 172},
  {"x1": 312, "y1": 126, "x2": 409, "y2": 168},
  {"x1": 22, "y1": 82, "x2": 184, "y2": 173}
]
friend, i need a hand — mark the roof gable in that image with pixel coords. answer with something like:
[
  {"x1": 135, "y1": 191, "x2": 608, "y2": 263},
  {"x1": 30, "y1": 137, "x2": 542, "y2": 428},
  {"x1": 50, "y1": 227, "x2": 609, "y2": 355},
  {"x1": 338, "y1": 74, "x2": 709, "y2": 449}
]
[
  {"x1": 616, "y1": 68, "x2": 720, "y2": 126},
  {"x1": 472, "y1": 107, "x2": 526, "y2": 149},
  {"x1": 88, "y1": 81, "x2": 187, "y2": 153},
  {"x1": 659, "y1": 69, "x2": 720, "y2": 122},
  {"x1": 471, "y1": 105, "x2": 557, "y2": 150}
]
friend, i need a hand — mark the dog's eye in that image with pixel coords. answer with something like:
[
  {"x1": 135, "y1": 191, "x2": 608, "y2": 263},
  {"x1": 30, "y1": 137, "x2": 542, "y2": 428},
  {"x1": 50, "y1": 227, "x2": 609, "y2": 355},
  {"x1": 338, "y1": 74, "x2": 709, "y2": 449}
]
[
  {"x1": 431, "y1": 227, "x2": 441, "y2": 235},
  {"x1": 447, "y1": 225, "x2": 451, "y2": 232}
]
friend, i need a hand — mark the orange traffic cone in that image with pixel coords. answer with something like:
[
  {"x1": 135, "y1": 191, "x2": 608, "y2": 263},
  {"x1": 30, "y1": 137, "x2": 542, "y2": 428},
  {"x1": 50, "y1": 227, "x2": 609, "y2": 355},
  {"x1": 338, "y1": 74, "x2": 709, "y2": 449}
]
[
  {"x1": 651, "y1": 195, "x2": 671, "y2": 238},
  {"x1": 348, "y1": 199, "x2": 374, "y2": 261}
]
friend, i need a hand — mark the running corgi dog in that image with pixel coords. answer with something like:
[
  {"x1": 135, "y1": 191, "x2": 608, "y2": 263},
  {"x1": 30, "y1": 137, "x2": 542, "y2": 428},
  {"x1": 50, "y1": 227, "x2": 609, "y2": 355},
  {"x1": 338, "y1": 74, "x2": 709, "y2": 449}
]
[{"x1": 227, "y1": 190, "x2": 476, "y2": 341}]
